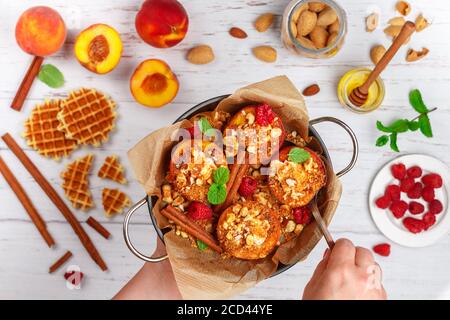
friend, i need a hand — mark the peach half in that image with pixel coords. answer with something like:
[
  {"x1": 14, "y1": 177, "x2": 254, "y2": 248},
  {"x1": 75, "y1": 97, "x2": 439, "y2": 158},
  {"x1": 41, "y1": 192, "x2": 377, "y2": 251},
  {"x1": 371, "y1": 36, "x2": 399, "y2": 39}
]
[
  {"x1": 130, "y1": 59, "x2": 179, "y2": 108},
  {"x1": 74, "y1": 24, "x2": 122, "y2": 74},
  {"x1": 15, "y1": 6, "x2": 66, "y2": 56}
]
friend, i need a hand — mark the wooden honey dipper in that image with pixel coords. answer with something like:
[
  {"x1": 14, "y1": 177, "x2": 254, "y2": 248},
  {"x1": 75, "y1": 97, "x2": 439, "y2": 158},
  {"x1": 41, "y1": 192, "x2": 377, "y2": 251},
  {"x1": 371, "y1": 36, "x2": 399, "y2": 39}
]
[{"x1": 349, "y1": 21, "x2": 416, "y2": 107}]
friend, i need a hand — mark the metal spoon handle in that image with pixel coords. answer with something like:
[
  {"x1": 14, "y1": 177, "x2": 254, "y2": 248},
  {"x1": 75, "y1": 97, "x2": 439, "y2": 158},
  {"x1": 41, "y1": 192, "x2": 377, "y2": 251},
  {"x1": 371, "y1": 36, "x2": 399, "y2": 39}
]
[{"x1": 311, "y1": 200, "x2": 335, "y2": 249}]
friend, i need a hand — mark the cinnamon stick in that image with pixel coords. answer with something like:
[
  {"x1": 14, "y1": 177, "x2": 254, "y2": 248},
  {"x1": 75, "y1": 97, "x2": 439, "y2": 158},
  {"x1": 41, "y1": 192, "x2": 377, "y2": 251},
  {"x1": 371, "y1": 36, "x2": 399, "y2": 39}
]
[
  {"x1": 11, "y1": 56, "x2": 44, "y2": 112},
  {"x1": 214, "y1": 163, "x2": 249, "y2": 214},
  {"x1": 49, "y1": 251, "x2": 73, "y2": 274},
  {"x1": 161, "y1": 205, "x2": 223, "y2": 253},
  {"x1": 1, "y1": 133, "x2": 107, "y2": 271},
  {"x1": 0, "y1": 156, "x2": 55, "y2": 247},
  {"x1": 86, "y1": 217, "x2": 111, "y2": 239}
]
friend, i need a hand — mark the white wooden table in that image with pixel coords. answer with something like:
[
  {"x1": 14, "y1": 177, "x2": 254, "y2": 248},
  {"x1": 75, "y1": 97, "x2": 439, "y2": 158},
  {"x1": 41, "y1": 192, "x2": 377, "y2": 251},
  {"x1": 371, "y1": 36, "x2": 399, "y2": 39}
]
[{"x1": 0, "y1": 0, "x2": 449, "y2": 299}]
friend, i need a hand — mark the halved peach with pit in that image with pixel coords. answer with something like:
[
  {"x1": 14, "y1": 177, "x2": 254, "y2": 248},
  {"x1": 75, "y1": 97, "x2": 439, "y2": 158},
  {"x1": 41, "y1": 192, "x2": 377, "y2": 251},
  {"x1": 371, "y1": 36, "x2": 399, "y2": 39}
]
[
  {"x1": 74, "y1": 24, "x2": 122, "y2": 74},
  {"x1": 130, "y1": 59, "x2": 179, "y2": 108}
]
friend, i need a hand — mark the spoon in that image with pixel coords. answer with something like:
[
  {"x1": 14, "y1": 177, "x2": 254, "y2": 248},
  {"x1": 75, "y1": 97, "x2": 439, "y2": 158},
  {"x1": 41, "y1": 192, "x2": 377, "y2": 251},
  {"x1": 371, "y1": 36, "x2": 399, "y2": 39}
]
[
  {"x1": 310, "y1": 194, "x2": 335, "y2": 249},
  {"x1": 349, "y1": 21, "x2": 416, "y2": 107}
]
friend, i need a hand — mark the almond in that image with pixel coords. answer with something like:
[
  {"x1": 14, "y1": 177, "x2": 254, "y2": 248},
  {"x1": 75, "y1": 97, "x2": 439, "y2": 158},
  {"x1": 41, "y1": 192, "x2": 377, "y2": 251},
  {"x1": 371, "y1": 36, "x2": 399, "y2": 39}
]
[
  {"x1": 229, "y1": 27, "x2": 248, "y2": 39},
  {"x1": 296, "y1": 36, "x2": 316, "y2": 49},
  {"x1": 186, "y1": 45, "x2": 215, "y2": 65},
  {"x1": 327, "y1": 31, "x2": 338, "y2": 47},
  {"x1": 370, "y1": 45, "x2": 386, "y2": 64},
  {"x1": 388, "y1": 16, "x2": 405, "y2": 26},
  {"x1": 406, "y1": 47, "x2": 429, "y2": 62},
  {"x1": 254, "y1": 13, "x2": 274, "y2": 32},
  {"x1": 384, "y1": 25, "x2": 402, "y2": 38},
  {"x1": 303, "y1": 84, "x2": 320, "y2": 96},
  {"x1": 396, "y1": 1, "x2": 411, "y2": 16},
  {"x1": 366, "y1": 13, "x2": 379, "y2": 32},
  {"x1": 415, "y1": 14, "x2": 429, "y2": 32},
  {"x1": 290, "y1": 20, "x2": 298, "y2": 38},
  {"x1": 292, "y1": 3, "x2": 309, "y2": 23},
  {"x1": 328, "y1": 20, "x2": 340, "y2": 34},
  {"x1": 252, "y1": 45, "x2": 277, "y2": 63},
  {"x1": 308, "y1": 2, "x2": 326, "y2": 12},
  {"x1": 310, "y1": 26, "x2": 328, "y2": 49},
  {"x1": 317, "y1": 7, "x2": 338, "y2": 27},
  {"x1": 297, "y1": 10, "x2": 317, "y2": 36}
]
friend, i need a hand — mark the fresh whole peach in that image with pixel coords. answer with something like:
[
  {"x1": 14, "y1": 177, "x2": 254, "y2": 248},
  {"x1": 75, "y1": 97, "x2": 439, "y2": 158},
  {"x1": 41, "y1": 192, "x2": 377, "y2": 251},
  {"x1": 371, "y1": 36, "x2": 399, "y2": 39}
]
[
  {"x1": 135, "y1": 0, "x2": 189, "y2": 48},
  {"x1": 15, "y1": 6, "x2": 66, "y2": 56},
  {"x1": 130, "y1": 59, "x2": 179, "y2": 108}
]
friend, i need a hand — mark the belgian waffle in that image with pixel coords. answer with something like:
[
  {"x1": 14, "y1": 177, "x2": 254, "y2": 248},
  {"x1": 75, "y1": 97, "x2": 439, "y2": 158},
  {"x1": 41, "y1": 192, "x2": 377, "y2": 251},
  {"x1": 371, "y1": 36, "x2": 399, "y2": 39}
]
[
  {"x1": 97, "y1": 155, "x2": 127, "y2": 184},
  {"x1": 102, "y1": 188, "x2": 130, "y2": 217}
]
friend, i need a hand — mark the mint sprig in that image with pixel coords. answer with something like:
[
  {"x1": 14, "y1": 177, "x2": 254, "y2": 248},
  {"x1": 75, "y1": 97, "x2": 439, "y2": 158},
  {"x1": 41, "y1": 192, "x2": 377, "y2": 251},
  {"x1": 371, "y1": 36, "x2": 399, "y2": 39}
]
[
  {"x1": 375, "y1": 89, "x2": 436, "y2": 152},
  {"x1": 37, "y1": 64, "x2": 64, "y2": 88},
  {"x1": 288, "y1": 147, "x2": 311, "y2": 163},
  {"x1": 207, "y1": 183, "x2": 227, "y2": 205},
  {"x1": 213, "y1": 167, "x2": 230, "y2": 185}
]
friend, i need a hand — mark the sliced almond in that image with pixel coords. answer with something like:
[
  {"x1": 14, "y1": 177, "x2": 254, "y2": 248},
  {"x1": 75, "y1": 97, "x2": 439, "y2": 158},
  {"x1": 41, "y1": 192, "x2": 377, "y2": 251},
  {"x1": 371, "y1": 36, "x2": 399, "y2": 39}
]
[
  {"x1": 384, "y1": 25, "x2": 402, "y2": 38},
  {"x1": 254, "y1": 13, "x2": 274, "y2": 32},
  {"x1": 296, "y1": 35, "x2": 316, "y2": 49},
  {"x1": 252, "y1": 45, "x2": 277, "y2": 63},
  {"x1": 415, "y1": 14, "x2": 430, "y2": 32},
  {"x1": 317, "y1": 7, "x2": 338, "y2": 27},
  {"x1": 406, "y1": 47, "x2": 429, "y2": 62},
  {"x1": 396, "y1": 1, "x2": 411, "y2": 16},
  {"x1": 370, "y1": 45, "x2": 386, "y2": 64},
  {"x1": 366, "y1": 13, "x2": 379, "y2": 32},
  {"x1": 297, "y1": 10, "x2": 317, "y2": 36},
  {"x1": 308, "y1": 2, "x2": 326, "y2": 12},
  {"x1": 388, "y1": 16, "x2": 405, "y2": 26}
]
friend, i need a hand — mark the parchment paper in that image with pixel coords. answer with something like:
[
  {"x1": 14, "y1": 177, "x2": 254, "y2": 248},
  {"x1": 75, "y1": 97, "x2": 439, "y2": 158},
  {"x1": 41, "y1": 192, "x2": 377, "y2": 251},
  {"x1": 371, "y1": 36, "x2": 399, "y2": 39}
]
[{"x1": 128, "y1": 76, "x2": 342, "y2": 299}]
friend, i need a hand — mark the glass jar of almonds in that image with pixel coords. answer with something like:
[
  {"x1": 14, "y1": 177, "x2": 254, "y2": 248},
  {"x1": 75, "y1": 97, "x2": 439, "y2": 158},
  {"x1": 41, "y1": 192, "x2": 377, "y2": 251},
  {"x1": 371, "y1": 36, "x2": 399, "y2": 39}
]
[{"x1": 281, "y1": 0, "x2": 347, "y2": 59}]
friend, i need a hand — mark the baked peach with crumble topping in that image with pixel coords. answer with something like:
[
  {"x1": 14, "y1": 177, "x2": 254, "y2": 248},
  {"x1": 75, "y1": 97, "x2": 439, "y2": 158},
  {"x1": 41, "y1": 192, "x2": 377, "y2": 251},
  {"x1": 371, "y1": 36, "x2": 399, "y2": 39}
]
[
  {"x1": 167, "y1": 139, "x2": 226, "y2": 202},
  {"x1": 269, "y1": 146, "x2": 326, "y2": 207},
  {"x1": 216, "y1": 201, "x2": 280, "y2": 260}
]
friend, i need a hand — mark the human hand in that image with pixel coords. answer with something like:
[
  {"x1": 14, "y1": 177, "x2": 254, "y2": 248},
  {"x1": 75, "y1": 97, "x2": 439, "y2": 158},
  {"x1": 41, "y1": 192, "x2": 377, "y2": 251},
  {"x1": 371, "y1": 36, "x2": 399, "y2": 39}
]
[{"x1": 302, "y1": 238, "x2": 386, "y2": 300}]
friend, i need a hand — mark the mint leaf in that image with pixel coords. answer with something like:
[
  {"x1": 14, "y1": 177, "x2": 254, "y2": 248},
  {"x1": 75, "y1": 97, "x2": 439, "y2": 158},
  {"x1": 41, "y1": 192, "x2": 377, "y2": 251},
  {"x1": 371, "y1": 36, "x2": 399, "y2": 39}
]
[
  {"x1": 38, "y1": 64, "x2": 64, "y2": 88},
  {"x1": 377, "y1": 120, "x2": 409, "y2": 133},
  {"x1": 197, "y1": 118, "x2": 213, "y2": 134},
  {"x1": 409, "y1": 89, "x2": 429, "y2": 113},
  {"x1": 207, "y1": 183, "x2": 227, "y2": 205},
  {"x1": 376, "y1": 121, "x2": 393, "y2": 133},
  {"x1": 213, "y1": 167, "x2": 230, "y2": 185},
  {"x1": 390, "y1": 133, "x2": 400, "y2": 152},
  {"x1": 408, "y1": 120, "x2": 420, "y2": 131},
  {"x1": 288, "y1": 147, "x2": 311, "y2": 163},
  {"x1": 196, "y1": 240, "x2": 208, "y2": 251},
  {"x1": 419, "y1": 114, "x2": 433, "y2": 137},
  {"x1": 376, "y1": 135, "x2": 389, "y2": 147}
]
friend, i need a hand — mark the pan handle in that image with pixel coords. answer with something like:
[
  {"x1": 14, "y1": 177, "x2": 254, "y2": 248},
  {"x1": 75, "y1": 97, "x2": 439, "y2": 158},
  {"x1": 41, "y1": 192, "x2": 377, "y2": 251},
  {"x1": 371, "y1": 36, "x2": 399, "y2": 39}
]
[
  {"x1": 123, "y1": 197, "x2": 168, "y2": 263},
  {"x1": 310, "y1": 117, "x2": 359, "y2": 178}
]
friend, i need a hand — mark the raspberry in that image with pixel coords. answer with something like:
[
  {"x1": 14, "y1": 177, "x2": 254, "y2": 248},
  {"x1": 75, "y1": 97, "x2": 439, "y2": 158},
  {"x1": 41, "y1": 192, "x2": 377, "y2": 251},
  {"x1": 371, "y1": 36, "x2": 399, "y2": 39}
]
[
  {"x1": 407, "y1": 166, "x2": 422, "y2": 178},
  {"x1": 407, "y1": 182, "x2": 423, "y2": 199},
  {"x1": 373, "y1": 243, "x2": 391, "y2": 257},
  {"x1": 255, "y1": 104, "x2": 275, "y2": 126},
  {"x1": 187, "y1": 126, "x2": 195, "y2": 138},
  {"x1": 385, "y1": 184, "x2": 401, "y2": 201},
  {"x1": 293, "y1": 206, "x2": 311, "y2": 225},
  {"x1": 389, "y1": 200, "x2": 408, "y2": 219},
  {"x1": 422, "y1": 186, "x2": 435, "y2": 202},
  {"x1": 64, "y1": 271, "x2": 84, "y2": 286},
  {"x1": 408, "y1": 201, "x2": 425, "y2": 215},
  {"x1": 429, "y1": 199, "x2": 443, "y2": 215},
  {"x1": 422, "y1": 212, "x2": 437, "y2": 231},
  {"x1": 238, "y1": 176, "x2": 257, "y2": 197},
  {"x1": 375, "y1": 195, "x2": 391, "y2": 209},
  {"x1": 422, "y1": 173, "x2": 443, "y2": 189},
  {"x1": 391, "y1": 163, "x2": 406, "y2": 180},
  {"x1": 187, "y1": 202, "x2": 213, "y2": 220},
  {"x1": 403, "y1": 217, "x2": 426, "y2": 234},
  {"x1": 400, "y1": 177, "x2": 415, "y2": 193}
]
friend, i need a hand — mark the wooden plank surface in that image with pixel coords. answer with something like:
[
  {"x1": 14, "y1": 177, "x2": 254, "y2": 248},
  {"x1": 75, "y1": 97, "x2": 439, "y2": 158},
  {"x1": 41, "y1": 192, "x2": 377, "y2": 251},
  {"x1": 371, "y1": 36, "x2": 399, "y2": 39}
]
[{"x1": 0, "y1": 0, "x2": 449, "y2": 299}]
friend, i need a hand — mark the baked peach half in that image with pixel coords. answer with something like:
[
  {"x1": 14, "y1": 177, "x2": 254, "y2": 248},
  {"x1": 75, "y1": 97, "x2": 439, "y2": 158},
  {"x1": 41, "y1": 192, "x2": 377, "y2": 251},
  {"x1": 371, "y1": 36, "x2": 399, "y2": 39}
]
[
  {"x1": 74, "y1": 24, "x2": 122, "y2": 74},
  {"x1": 167, "y1": 139, "x2": 226, "y2": 202},
  {"x1": 269, "y1": 146, "x2": 326, "y2": 207},
  {"x1": 130, "y1": 59, "x2": 179, "y2": 108},
  {"x1": 223, "y1": 104, "x2": 285, "y2": 164}
]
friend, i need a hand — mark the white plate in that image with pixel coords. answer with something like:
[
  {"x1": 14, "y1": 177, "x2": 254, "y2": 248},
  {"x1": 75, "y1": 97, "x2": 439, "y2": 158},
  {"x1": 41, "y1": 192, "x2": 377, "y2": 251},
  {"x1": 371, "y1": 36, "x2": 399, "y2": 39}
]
[{"x1": 369, "y1": 154, "x2": 450, "y2": 247}]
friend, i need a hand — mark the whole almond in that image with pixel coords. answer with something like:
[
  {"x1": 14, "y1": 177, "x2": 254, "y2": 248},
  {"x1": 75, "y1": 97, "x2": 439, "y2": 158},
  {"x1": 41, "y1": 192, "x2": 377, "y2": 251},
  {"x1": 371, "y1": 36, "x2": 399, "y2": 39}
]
[
  {"x1": 327, "y1": 31, "x2": 338, "y2": 47},
  {"x1": 229, "y1": 27, "x2": 248, "y2": 39},
  {"x1": 370, "y1": 45, "x2": 386, "y2": 64},
  {"x1": 317, "y1": 8, "x2": 338, "y2": 27},
  {"x1": 255, "y1": 13, "x2": 274, "y2": 32},
  {"x1": 406, "y1": 47, "x2": 429, "y2": 62},
  {"x1": 366, "y1": 13, "x2": 379, "y2": 32},
  {"x1": 308, "y1": 2, "x2": 326, "y2": 12},
  {"x1": 310, "y1": 26, "x2": 328, "y2": 49},
  {"x1": 328, "y1": 20, "x2": 340, "y2": 34},
  {"x1": 297, "y1": 10, "x2": 317, "y2": 36},
  {"x1": 388, "y1": 16, "x2": 405, "y2": 26},
  {"x1": 290, "y1": 20, "x2": 298, "y2": 38},
  {"x1": 396, "y1": 1, "x2": 411, "y2": 16},
  {"x1": 303, "y1": 84, "x2": 320, "y2": 96},
  {"x1": 252, "y1": 46, "x2": 277, "y2": 63},
  {"x1": 187, "y1": 45, "x2": 215, "y2": 65},
  {"x1": 415, "y1": 14, "x2": 429, "y2": 32},
  {"x1": 292, "y1": 3, "x2": 309, "y2": 23},
  {"x1": 296, "y1": 36, "x2": 316, "y2": 49}
]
